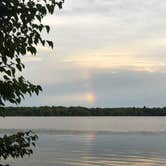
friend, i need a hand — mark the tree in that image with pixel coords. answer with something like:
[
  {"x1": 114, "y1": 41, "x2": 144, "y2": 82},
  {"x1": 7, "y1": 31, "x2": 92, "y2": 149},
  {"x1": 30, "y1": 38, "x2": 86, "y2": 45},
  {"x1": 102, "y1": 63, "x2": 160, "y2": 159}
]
[
  {"x1": 0, "y1": 0, "x2": 64, "y2": 105},
  {"x1": 0, "y1": 0, "x2": 64, "y2": 165},
  {"x1": 0, "y1": 131, "x2": 38, "y2": 166}
]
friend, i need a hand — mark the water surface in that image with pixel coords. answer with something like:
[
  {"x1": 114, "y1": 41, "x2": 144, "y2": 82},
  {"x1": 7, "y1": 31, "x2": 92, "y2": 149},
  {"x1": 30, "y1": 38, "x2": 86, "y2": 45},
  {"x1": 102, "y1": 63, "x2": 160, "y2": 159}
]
[
  {"x1": 1, "y1": 116, "x2": 166, "y2": 132},
  {"x1": 1, "y1": 117, "x2": 166, "y2": 166}
]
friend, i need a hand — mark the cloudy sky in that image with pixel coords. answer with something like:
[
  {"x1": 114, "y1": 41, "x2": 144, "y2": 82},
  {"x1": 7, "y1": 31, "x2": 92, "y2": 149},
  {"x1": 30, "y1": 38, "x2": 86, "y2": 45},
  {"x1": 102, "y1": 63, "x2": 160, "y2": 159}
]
[{"x1": 20, "y1": 0, "x2": 166, "y2": 107}]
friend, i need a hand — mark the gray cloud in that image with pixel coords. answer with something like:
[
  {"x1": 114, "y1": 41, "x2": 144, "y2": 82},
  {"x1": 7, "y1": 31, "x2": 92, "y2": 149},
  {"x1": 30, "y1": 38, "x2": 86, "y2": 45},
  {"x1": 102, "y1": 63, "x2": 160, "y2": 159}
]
[
  {"x1": 91, "y1": 69, "x2": 166, "y2": 107},
  {"x1": 20, "y1": 69, "x2": 166, "y2": 107}
]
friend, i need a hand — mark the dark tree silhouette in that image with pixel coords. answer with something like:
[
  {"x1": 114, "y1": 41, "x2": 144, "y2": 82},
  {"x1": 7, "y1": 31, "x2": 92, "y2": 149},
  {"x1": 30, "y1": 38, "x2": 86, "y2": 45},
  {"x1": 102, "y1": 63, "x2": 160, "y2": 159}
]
[
  {"x1": 0, "y1": 131, "x2": 38, "y2": 166},
  {"x1": 0, "y1": 0, "x2": 64, "y2": 165}
]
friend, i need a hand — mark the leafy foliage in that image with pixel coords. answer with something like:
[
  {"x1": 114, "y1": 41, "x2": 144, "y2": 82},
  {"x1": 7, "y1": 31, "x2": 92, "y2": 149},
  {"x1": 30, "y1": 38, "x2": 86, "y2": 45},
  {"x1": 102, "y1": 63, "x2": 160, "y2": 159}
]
[
  {"x1": 0, "y1": 0, "x2": 64, "y2": 165},
  {"x1": 0, "y1": 131, "x2": 38, "y2": 166},
  {"x1": 0, "y1": 0, "x2": 64, "y2": 105}
]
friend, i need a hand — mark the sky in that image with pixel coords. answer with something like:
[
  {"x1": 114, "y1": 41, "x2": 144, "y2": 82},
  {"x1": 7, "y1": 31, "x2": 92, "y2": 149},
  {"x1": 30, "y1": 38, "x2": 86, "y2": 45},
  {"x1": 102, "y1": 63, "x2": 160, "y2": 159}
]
[{"x1": 19, "y1": 0, "x2": 166, "y2": 107}]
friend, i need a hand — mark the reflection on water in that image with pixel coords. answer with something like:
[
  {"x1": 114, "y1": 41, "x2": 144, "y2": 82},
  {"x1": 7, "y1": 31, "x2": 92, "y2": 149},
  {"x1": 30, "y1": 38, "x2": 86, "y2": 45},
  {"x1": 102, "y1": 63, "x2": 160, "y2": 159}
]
[{"x1": 3, "y1": 133, "x2": 166, "y2": 166}]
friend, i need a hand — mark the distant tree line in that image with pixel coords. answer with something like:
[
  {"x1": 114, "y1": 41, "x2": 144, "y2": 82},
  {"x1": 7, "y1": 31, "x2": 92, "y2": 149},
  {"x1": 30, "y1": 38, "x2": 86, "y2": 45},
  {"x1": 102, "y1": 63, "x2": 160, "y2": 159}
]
[{"x1": 1, "y1": 106, "x2": 166, "y2": 116}]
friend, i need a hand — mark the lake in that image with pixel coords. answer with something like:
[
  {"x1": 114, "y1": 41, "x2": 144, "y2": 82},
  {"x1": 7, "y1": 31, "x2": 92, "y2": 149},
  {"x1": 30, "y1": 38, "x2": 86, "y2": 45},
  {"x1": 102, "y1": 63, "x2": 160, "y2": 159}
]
[{"x1": 1, "y1": 117, "x2": 166, "y2": 165}]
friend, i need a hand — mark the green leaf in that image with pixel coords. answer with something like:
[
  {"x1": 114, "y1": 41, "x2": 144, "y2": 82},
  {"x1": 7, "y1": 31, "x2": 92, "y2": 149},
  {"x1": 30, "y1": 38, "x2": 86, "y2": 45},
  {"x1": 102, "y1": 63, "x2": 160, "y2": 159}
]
[
  {"x1": 45, "y1": 25, "x2": 50, "y2": 33},
  {"x1": 16, "y1": 64, "x2": 22, "y2": 71},
  {"x1": 47, "y1": 40, "x2": 53, "y2": 49},
  {"x1": 16, "y1": 58, "x2": 21, "y2": 64},
  {"x1": 2, "y1": 56, "x2": 7, "y2": 64},
  {"x1": 27, "y1": 46, "x2": 37, "y2": 55}
]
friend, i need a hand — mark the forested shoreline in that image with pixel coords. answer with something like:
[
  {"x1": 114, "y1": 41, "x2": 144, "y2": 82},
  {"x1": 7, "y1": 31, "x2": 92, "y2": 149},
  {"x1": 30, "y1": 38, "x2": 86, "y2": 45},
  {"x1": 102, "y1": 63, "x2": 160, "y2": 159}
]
[{"x1": 1, "y1": 106, "x2": 166, "y2": 116}]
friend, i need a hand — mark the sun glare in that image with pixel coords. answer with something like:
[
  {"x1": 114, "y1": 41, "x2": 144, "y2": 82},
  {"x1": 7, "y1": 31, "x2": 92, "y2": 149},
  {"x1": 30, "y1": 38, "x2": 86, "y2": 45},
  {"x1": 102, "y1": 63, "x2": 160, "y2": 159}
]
[{"x1": 86, "y1": 92, "x2": 96, "y2": 104}]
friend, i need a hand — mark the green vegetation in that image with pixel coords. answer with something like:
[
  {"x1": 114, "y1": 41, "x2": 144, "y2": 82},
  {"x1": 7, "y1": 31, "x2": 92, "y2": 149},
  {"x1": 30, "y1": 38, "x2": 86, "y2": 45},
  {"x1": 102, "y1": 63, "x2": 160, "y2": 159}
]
[
  {"x1": 0, "y1": 131, "x2": 38, "y2": 166},
  {"x1": 0, "y1": 0, "x2": 63, "y2": 106},
  {"x1": 0, "y1": 0, "x2": 64, "y2": 165},
  {"x1": 1, "y1": 106, "x2": 166, "y2": 116}
]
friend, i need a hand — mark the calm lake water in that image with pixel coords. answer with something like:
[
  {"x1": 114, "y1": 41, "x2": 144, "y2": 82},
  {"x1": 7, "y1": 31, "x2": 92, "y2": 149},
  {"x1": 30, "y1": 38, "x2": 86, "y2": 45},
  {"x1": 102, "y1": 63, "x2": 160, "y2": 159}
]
[{"x1": 1, "y1": 117, "x2": 166, "y2": 166}]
